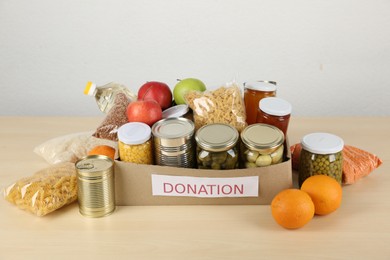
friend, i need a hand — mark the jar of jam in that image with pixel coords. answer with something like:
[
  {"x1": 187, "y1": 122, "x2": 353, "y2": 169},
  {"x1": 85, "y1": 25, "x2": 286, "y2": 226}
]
[
  {"x1": 195, "y1": 124, "x2": 239, "y2": 169},
  {"x1": 256, "y1": 97, "x2": 292, "y2": 137},
  {"x1": 240, "y1": 124, "x2": 285, "y2": 168},
  {"x1": 298, "y1": 133, "x2": 344, "y2": 186},
  {"x1": 117, "y1": 122, "x2": 153, "y2": 164},
  {"x1": 243, "y1": 81, "x2": 277, "y2": 125}
]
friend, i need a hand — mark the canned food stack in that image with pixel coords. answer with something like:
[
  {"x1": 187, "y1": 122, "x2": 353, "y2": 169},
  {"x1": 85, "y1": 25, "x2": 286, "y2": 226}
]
[{"x1": 152, "y1": 118, "x2": 196, "y2": 168}]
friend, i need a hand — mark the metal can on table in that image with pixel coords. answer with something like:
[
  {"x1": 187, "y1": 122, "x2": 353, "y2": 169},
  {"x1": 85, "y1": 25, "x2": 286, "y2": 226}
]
[
  {"x1": 152, "y1": 117, "x2": 196, "y2": 168},
  {"x1": 75, "y1": 155, "x2": 115, "y2": 218}
]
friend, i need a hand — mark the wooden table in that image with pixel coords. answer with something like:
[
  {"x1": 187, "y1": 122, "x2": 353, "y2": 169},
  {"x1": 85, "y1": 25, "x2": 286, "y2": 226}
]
[{"x1": 0, "y1": 116, "x2": 389, "y2": 259}]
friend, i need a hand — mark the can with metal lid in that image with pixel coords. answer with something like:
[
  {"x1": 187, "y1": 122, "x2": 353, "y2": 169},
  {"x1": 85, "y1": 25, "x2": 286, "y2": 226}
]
[
  {"x1": 195, "y1": 123, "x2": 239, "y2": 169},
  {"x1": 152, "y1": 117, "x2": 196, "y2": 168},
  {"x1": 298, "y1": 132, "x2": 344, "y2": 186},
  {"x1": 240, "y1": 123, "x2": 285, "y2": 168},
  {"x1": 75, "y1": 155, "x2": 115, "y2": 218}
]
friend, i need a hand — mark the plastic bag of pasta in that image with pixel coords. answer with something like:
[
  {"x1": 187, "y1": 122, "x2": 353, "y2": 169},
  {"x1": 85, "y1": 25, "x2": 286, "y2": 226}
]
[
  {"x1": 185, "y1": 81, "x2": 247, "y2": 132},
  {"x1": 3, "y1": 162, "x2": 77, "y2": 216}
]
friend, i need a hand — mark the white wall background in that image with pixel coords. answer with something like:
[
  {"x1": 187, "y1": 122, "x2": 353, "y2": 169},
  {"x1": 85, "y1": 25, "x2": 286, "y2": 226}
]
[{"x1": 0, "y1": 0, "x2": 389, "y2": 116}]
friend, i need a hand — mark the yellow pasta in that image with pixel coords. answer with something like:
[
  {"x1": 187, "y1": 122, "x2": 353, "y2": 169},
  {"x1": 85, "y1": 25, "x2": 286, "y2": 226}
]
[
  {"x1": 185, "y1": 83, "x2": 247, "y2": 132},
  {"x1": 4, "y1": 162, "x2": 77, "y2": 216}
]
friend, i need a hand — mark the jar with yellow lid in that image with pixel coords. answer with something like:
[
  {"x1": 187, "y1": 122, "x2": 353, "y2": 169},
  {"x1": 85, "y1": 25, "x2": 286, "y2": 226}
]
[
  {"x1": 298, "y1": 132, "x2": 344, "y2": 186},
  {"x1": 117, "y1": 122, "x2": 153, "y2": 164},
  {"x1": 195, "y1": 123, "x2": 239, "y2": 170},
  {"x1": 240, "y1": 123, "x2": 285, "y2": 168}
]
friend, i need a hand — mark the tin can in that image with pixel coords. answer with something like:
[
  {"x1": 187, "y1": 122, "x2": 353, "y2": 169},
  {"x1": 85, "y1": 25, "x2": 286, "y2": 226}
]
[
  {"x1": 240, "y1": 123, "x2": 285, "y2": 168},
  {"x1": 75, "y1": 155, "x2": 115, "y2": 217},
  {"x1": 298, "y1": 133, "x2": 344, "y2": 186},
  {"x1": 152, "y1": 117, "x2": 195, "y2": 168},
  {"x1": 195, "y1": 123, "x2": 239, "y2": 169}
]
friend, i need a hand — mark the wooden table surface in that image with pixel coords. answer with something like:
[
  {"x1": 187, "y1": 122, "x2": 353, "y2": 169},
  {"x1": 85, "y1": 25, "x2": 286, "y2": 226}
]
[{"x1": 0, "y1": 116, "x2": 389, "y2": 260}]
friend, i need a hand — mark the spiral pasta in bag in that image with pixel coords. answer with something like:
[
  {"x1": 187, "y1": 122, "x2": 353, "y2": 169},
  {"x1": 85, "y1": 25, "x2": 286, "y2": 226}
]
[{"x1": 3, "y1": 162, "x2": 77, "y2": 216}]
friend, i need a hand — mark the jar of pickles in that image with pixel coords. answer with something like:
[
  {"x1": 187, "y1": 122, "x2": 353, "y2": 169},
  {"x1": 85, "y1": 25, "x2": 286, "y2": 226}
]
[
  {"x1": 117, "y1": 122, "x2": 153, "y2": 164},
  {"x1": 195, "y1": 123, "x2": 239, "y2": 169},
  {"x1": 243, "y1": 81, "x2": 277, "y2": 125},
  {"x1": 256, "y1": 97, "x2": 292, "y2": 137},
  {"x1": 298, "y1": 133, "x2": 344, "y2": 186},
  {"x1": 240, "y1": 124, "x2": 285, "y2": 168}
]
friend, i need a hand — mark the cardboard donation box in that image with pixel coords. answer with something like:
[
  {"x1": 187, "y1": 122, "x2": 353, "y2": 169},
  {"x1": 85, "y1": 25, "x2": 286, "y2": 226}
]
[{"x1": 114, "y1": 147, "x2": 292, "y2": 206}]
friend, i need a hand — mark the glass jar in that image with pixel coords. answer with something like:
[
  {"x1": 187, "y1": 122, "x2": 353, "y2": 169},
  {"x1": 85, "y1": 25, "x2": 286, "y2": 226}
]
[
  {"x1": 162, "y1": 104, "x2": 193, "y2": 121},
  {"x1": 195, "y1": 123, "x2": 239, "y2": 170},
  {"x1": 244, "y1": 81, "x2": 277, "y2": 125},
  {"x1": 240, "y1": 124, "x2": 285, "y2": 168},
  {"x1": 298, "y1": 133, "x2": 344, "y2": 186},
  {"x1": 256, "y1": 97, "x2": 292, "y2": 137},
  {"x1": 117, "y1": 122, "x2": 153, "y2": 164}
]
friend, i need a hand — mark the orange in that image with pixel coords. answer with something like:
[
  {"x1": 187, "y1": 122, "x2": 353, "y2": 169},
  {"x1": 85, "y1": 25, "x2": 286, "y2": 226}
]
[
  {"x1": 271, "y1": 189, "x2": 315, "y2": 229},
  {"x1": 88, "y1": 145, "x2": 116, "y2": 160},
  {"x1": 301, "y1": 175, "x2": 342, "y2": 215}
]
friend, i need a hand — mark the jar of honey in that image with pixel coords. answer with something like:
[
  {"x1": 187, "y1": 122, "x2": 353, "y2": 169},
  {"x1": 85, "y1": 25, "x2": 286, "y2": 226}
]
[
  {"x1": 256, "y1": 97, "x2": 292, "y2": 137},
  {"x1": 243, "y1": 81, "x2": 277, "y2": 125}
]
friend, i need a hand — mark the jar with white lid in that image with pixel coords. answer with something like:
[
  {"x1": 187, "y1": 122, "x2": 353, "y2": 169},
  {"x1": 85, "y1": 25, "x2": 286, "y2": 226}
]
[
  {"x1": 195, "y1": 123, "x2": 239, "y2": 169},
  {"x1": 256, "y1": 97, "x2": 292, "y2": 137},
  {"x1": 117, "y1": 122, "x2": 153, "y2": 164},
  {"x1": 298, "y1": 133, "x2": 344, "y2": 186},
  {"x1": 240, "y1": 123, "x2": 285, "y2": 168}
]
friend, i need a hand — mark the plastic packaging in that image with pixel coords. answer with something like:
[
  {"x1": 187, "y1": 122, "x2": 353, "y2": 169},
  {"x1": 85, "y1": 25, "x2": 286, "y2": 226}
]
[
  {"x1": 185, "y1": 81, "x2": 247, "y2": 132},
  {"x1": 92, "y1": 93, "x2": 131, "y2": 141},
  {"x1": 84, "y1": 81, "x2": 136, "y2": 113},
  {"x1": 34, "y1": 131, "x2": 118, "y2": 164},
  {"x1": 3, "y1": 162, "x2": 77, "y2": 216},
  {"x1": 290, "y1": 143, "x2": 383, "y2": 185}
]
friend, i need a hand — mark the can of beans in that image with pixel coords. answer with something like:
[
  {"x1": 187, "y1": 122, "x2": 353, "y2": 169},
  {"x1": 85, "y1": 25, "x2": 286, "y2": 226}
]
[
  {"x1": 298, "y1": 133, "x2": 344, "y2": 186},
  {"x1": 75, "y1": 155, "x2": 115, "y2": 218},
  {"x1": 152, "y1": 117, "x2": 196, "y2": 168}
]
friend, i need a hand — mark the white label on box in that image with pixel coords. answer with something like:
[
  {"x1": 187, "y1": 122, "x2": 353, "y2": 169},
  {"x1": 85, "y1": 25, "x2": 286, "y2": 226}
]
[{"x1": 151, "y1": 174, "x2": 259, "y2": 198}]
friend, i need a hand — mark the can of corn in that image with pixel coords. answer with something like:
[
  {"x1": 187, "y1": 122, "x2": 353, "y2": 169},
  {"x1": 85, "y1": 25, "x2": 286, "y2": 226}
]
[
  {"x1": 152, "y1": 117, "x2": 195, "y2": 168},
  {"x1": 75, "y1": 155, "x2": 115, "y2": 217}
]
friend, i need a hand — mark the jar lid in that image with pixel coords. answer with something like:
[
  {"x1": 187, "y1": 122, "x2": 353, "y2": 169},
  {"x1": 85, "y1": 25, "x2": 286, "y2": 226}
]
[
  {"x1": 117, "y1": 122, "x2": 151, "y2": 145},
  {"x1": 241, "y1": 123, "x2": 284, "y2": 153},
  {"x1": 195, "y1": 123, "x2": 239, "y2": 152},
  {"x1": 259, "y1": 97, "x2": 292, "y2": 116},
  {"x1": 84, "y1": 81, "x2": 97, "y2": 96},
  {"x1": 301, "y1": 132, "x2": 344, "y2": 154},
  {"x1": 152, "y1": 117, "x2": 194, "y2": 139},
  {"x1": 162, "y1": 104, "x2": 189, "y2": 118},
  {"x1": 244, "y1": 81, "x2": 277, "y2": 92}
]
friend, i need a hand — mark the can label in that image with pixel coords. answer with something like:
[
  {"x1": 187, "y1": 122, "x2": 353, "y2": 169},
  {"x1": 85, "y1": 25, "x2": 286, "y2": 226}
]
[{"x1": 75, "y1": 155, "x2": 115, "y2": 217}]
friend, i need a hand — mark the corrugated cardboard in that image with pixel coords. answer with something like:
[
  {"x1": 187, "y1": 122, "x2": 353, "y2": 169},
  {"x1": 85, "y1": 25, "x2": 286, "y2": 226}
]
[{"x1": 114, "y1": 145, "x2": 292, "y2": 205}]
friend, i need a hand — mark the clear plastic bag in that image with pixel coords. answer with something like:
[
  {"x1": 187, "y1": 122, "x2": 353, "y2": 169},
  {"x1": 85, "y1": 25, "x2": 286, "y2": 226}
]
[
  {"x1": 92, "y1": 93, "x2": 131, "y2": 141},
  {"x1": 185, "y1": 81, "x2": 247, "y2": 132},
  {"x1": 290, "y1": 143, "x2": 383, "y2": 184},
  {"x1": 3, "y1": 162, "x2": 77, "y2": 216},
  {"x1": 34, "y1": 131, "x2": 118, "y2": 164}
]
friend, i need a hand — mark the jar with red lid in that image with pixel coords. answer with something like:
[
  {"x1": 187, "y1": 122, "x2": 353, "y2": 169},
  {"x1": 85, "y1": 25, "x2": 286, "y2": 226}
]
[
  {"x1": 256, "y1": 97, "x2": 292, "y2": 137},
  {"x1": 243, "y1": 81, "x2": 277, "y2": 125}
]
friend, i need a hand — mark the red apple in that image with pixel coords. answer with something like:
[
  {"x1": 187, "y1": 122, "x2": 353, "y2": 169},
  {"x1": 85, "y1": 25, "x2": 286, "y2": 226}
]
[
  {"x1": 126, "y1": 100, "x2": 162, "y2": 126},
  {"x1": 138, "y1": 81, "x2": 172, "y2": 110}
]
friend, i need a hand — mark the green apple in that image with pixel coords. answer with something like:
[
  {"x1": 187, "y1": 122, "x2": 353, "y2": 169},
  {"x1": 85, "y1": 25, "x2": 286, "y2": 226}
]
[{"x1": 173, "y1": 78, "x2": 206, "y2": 104}]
